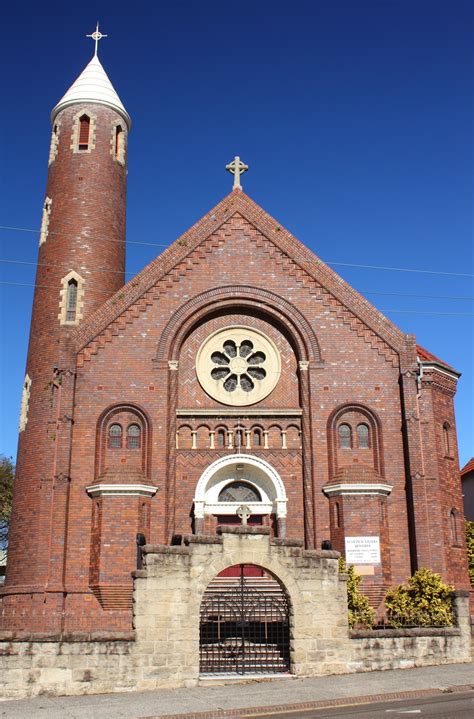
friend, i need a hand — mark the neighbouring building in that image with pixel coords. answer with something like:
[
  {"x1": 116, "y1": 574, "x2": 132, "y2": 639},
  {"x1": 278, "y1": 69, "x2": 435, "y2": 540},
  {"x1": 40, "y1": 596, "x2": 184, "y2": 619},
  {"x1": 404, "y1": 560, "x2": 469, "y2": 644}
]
[{"x1": 461, "y1": 458, "x2": 474, "y2": 521}]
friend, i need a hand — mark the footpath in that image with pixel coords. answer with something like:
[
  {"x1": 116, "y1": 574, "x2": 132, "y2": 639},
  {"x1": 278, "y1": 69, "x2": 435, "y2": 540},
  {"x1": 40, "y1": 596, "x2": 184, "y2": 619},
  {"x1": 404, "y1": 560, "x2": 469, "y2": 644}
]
[{"x1": 0, "y1": 663, "x2": 473, "y2": 719}]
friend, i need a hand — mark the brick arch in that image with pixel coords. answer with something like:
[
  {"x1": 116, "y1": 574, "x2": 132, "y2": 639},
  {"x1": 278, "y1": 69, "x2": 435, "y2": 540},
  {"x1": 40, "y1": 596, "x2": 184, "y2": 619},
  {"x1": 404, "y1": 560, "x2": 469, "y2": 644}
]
[
  {"x1": 95, "y1": 403, "x2": 152, "y2": 479},
  {"x1": 327, "y1": 403, "x2": 384, "y2": 479},
  {"x1": 155, "y1": 285, "x2": 322, "y2": 364}
]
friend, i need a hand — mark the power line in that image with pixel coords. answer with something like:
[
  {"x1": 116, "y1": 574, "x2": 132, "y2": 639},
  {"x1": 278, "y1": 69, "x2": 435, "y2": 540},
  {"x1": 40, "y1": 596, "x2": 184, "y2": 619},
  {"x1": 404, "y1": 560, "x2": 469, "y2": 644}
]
[
  {"x1": 0, "y1": 281, "x2": 116, "y2": 296},
  {"x1": 0, "y1": 258, "x2": 473, "y2": 302},
  {"x1": 0, "y1": 224, "x2": 473, "y2": 278},
  {"x1": 1, "y1": 280, "x2": 473, "y2": 316}
]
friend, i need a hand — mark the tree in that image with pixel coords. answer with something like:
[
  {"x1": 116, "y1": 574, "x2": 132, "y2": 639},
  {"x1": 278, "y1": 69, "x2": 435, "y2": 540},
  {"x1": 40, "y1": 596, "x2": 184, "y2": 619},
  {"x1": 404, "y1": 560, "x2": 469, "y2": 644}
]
[
  {"x1": 466, "y1": 520, "x2": 474, "y2": 586},
  {"x1": 339, "y1": 557, "x2": 375, "y2": 628},
  {"x1": 385, "y1": 568, "x2": 454, "y2": 627},
  {"x1": 0, "y1": 455, "x2": 15, "y2": 563}
]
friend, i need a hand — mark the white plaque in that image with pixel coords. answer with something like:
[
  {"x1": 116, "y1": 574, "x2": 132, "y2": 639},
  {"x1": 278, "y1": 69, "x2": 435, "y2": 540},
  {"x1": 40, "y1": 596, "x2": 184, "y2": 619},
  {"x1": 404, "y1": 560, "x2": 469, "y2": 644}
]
[{"x1": 345, "y1": 536, "x2": 381, "y2": 565}]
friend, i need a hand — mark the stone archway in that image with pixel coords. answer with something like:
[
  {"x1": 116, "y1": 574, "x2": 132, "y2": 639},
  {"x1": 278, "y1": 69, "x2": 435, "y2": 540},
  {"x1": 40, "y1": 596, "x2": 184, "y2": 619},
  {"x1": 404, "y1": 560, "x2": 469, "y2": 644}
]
[{"x1": 199, "y1": 563, "x2": 291, "y2": 675}]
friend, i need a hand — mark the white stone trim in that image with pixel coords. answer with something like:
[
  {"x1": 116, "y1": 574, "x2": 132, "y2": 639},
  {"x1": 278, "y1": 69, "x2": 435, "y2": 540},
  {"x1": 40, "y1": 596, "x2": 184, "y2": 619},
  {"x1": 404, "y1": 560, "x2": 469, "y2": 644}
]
[
  {"x1": 39, "y1": 197, "x2": 52, "y2": 246},
  {"x1": 86, "y1": 484, "x2": 158, "y2": 498},
  {"x1": 194, "y1": 453, "x2": 287, "y2": 519},
  {"x1": 177, "y1": 408, "x2": 302, "y2": 417},
  {"x1": 48, "y1": 121, "x2": 61, "y2": 166},
  {"x1": 418, "y1": 362, "x2": 461, "y2": 381},
  {"x1": 110, "y1": 122, "x2": 126, "y2": 165},
  {"x1": 58, "y1": 270, "x2": 85, "y2": 325},
  {"x1": 18, "y1": 374, "x2": 32, "y2": 433},
  {"x1": 323, "y1": 483, "x2": 393, "y2": 497}
]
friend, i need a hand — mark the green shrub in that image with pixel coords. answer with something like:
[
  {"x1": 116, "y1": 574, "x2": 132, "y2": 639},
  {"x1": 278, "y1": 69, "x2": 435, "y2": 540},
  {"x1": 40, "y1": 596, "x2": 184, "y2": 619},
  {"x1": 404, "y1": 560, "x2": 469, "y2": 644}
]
[
  {"x1": 385, "y1": 568, "x2": 454, "y2": 627},
  {"x1": 466, "y1": 520, "x2": 474, "y2": 586},
  {"x1": 339, "y1": 557, "x2": 375, "y2": 629}
]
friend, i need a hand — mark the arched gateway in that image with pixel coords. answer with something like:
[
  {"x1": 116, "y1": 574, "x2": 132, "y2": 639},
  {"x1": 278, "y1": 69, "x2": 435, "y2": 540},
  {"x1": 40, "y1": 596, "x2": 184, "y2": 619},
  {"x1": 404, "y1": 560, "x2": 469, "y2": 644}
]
[{"x1": 200, "y1": 563, "x2": 291, "y2": 675}]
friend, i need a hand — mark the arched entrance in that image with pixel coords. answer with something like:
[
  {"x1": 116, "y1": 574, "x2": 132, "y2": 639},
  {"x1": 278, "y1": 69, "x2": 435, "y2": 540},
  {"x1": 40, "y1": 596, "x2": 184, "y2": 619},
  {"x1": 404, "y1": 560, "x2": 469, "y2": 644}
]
[
  {"x1": 194, "y1": 454, "x2": 288, "y2": 537},
  {"x1": 199, "y1": 564, "x2": 291, "y2": 675}
]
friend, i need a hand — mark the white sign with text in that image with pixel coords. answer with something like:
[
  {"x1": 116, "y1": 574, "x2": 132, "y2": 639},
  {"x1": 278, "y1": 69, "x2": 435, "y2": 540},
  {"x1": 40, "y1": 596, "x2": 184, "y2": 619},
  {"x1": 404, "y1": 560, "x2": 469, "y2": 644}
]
[{"x1": 345, "y1": 536, "x2": 381, "y2": 565}]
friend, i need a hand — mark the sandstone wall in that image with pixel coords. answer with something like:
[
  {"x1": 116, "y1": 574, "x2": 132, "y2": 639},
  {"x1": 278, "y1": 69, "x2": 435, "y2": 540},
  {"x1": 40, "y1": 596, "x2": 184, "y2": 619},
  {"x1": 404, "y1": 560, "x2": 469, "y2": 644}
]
[{"x1": 0, "y1": 533, "x2": 471, "y2": 700}]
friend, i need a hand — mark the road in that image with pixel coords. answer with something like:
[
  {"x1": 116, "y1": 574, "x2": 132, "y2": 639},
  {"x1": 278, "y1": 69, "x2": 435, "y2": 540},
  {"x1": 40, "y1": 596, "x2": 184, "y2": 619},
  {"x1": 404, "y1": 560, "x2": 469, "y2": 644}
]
[{"x1": 240, "y1": 691, "x2": 474, "y2": 719}]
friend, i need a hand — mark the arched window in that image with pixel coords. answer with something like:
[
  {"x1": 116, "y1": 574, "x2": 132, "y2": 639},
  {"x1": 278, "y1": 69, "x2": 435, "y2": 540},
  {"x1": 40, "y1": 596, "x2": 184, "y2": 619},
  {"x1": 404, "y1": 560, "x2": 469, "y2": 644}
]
[
  {"x1": 450, "y1": 509, "x2": 458, "y2": 545},
  {"x1": 217, "y1": 429, "x2": 226, "y2": 447},
  {"x1": 115, "y1": 125, "x2": 125, "y2": 163},
  {"x1": 78, "y1": 115, "x2": 90, "y2": 150},
  {"x1": 443, "y1": 423, "x2": 451, "y2": 456},
  {"x1": 66, "y1": 279, "x2": 78, "y2": 322},
  {"x1": 357, "y1": 423, "x2": 369, "y2": 448},
  {"x1": 218, "y1": 481, "x2": 262, "y2": 503},
  {"x1": 253, "y1": 429, "x2": 262, "y2": 447},
  {"x1": 127, "y1": 424, "x2": 141, "y2": 449},
  {"x1": 235, "y1": 429, "x2": 243, "y2": 448},
  {"x1": 338, "y1": 424, "x2": 352, "y2": 449},
  {"x1": 109, "y1": 424, "x2": 122, "y2": 449}
]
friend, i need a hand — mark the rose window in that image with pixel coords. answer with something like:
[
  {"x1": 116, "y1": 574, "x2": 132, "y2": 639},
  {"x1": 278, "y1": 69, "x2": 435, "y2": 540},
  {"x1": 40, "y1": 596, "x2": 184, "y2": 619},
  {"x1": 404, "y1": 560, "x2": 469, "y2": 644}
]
[
  {"x1": 196, "y1": 326, "x2": 281, "y2": 406},
  {"x1": 210, "y1": 339, "x2": 266, "y2": 394}
]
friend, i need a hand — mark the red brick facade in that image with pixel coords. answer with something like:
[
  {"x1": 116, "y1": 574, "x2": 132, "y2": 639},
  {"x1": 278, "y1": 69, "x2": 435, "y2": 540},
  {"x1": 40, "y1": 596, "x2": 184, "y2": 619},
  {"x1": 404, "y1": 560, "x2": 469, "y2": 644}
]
[{"x1": 1, "y1": 64, "x2": 470, "y2": 635}]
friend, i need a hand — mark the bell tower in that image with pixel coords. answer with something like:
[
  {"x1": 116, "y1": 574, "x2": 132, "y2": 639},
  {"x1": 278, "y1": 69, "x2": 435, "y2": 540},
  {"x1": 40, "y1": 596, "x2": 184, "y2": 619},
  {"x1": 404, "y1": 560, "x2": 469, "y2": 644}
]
[{"x1": 1, "y1": 31, "x2": 131, "y2": 632}]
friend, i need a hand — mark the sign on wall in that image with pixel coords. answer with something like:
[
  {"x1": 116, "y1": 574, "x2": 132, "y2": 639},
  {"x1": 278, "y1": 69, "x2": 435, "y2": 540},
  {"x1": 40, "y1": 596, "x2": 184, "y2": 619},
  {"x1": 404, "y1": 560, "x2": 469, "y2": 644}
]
[{"x1": 345, "y1": 536, "x2": 381, "y2": 565}]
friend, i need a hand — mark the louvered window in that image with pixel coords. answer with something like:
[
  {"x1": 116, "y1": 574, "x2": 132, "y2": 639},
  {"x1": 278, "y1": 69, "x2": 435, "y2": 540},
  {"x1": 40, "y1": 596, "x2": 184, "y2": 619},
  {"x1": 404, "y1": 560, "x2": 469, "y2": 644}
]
[
  {"x1": 78, "y1": 115, "x2": 90, "y2": 150},
  {"x1": 109, "y1": 424, "x2": 122, "y2": 449},
  {"x1": 127, "y1": 424, "x2": 141, "y2": 449},
  {"x1": 66, "y1": 279, "x2": 78, "y2": 322}
]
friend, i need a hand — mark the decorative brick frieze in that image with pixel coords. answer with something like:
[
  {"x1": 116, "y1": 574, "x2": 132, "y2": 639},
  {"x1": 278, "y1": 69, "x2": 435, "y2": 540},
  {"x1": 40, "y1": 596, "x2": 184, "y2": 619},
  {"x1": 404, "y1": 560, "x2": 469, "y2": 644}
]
[{"x1": 70, "y1": 192, "x2": 403, "y2": 363}]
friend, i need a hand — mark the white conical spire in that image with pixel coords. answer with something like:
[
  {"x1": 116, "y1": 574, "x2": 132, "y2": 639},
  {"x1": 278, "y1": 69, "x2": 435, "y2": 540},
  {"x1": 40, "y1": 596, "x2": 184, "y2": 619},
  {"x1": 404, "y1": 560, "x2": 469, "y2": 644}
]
[{"x1": 51, "y1": 55, "x2": 131, "y2": 129}]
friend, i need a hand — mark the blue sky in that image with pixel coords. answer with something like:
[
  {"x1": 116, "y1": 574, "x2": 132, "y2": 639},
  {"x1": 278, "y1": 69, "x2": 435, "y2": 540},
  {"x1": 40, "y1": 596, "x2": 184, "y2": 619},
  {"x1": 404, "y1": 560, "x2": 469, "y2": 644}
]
[{"x1": 1, "y1": 0, "x2": 473, "y2": 466}]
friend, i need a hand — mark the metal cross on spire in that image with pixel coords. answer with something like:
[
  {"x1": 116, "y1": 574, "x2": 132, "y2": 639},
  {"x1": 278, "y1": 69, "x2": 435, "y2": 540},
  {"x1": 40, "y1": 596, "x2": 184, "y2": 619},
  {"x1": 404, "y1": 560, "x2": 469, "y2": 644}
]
[
  {"x1": 226, "y1": 156, "x2": 249, "y2": 190},
  {"x1": 86, "y1": 22, "x2": 108, "y2": 57}
]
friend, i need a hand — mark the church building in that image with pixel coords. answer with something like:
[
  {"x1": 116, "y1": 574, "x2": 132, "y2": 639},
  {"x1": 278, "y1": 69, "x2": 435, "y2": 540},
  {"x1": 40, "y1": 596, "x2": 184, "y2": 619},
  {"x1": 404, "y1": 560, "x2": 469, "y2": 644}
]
[{"x1": 1, "y1": 37, "x2": 470, "y2": 656}]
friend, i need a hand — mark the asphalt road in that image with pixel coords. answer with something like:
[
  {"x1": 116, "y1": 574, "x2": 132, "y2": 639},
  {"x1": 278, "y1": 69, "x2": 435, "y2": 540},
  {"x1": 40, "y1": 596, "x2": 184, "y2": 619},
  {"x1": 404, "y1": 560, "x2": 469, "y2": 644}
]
[{"x1": 240, "y1": 691, "x2": 474, "y2": 719}]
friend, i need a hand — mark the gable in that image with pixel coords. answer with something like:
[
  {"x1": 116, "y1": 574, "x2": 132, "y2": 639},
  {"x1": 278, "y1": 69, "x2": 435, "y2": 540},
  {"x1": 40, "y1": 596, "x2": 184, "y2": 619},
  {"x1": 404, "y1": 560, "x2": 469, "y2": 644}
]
[{"x1": 72, "y1": 191, "x2": 406, "y2": 365}]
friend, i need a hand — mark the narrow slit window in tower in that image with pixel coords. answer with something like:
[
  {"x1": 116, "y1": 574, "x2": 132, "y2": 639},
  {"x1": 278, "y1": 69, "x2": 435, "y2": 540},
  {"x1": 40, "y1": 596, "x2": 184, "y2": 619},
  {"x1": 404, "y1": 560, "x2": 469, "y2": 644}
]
[
  {"x1": 115, "y1": 125, "x2": 125, "y2": 162},
  {"x1": 443, "y1": 423, "x2": 451, "y2": 456},
  {"x1": 78, "y1": 115, "x2": 90, "y2": 150},
  {"x1": 66, "y1": 279, "x2": 78, "y2": 322}
]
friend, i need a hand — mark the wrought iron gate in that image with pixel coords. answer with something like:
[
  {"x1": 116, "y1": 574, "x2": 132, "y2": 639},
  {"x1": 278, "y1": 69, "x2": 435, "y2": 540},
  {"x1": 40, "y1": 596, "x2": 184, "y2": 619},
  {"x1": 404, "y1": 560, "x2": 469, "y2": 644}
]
[{"x1": 199, "y1": 565, "x2": 290, "y2": 674}]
